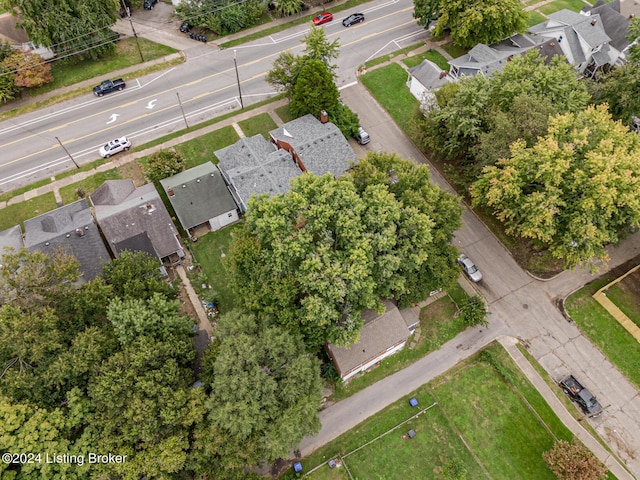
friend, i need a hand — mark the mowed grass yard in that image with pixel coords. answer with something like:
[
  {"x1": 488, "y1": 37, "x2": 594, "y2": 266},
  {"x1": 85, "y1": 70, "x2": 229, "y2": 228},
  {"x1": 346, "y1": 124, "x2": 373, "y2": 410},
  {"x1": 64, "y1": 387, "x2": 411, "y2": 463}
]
[
  {"x1": 295, "y1": 343, "x2": 576, "y2": 480},
  {"x1": 188, "y1": 223, "x2": 242, "y2": 314}
]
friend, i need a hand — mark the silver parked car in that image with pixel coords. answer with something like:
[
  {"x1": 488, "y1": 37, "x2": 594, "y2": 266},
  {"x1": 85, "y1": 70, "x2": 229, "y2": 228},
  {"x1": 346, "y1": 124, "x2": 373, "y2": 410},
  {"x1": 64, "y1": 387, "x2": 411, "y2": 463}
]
[
  {"x1": 99, "y1": 136, "x2": 131, "y2": 158},
  {"x1": 457, "y1": 254, "x2": 482, "y2": 282}
]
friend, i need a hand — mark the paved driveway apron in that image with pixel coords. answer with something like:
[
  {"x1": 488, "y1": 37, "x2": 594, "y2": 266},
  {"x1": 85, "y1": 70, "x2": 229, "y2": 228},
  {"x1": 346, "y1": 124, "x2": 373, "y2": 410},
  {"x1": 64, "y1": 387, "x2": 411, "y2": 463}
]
[{"x1": 325, "y1": 82, "x2": 640, "y2": 476}]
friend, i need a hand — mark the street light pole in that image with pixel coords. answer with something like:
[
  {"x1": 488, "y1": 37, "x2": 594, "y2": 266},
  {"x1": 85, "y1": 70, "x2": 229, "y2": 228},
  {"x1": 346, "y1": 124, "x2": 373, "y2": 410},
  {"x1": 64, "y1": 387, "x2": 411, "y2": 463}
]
[
  {"x1": 233, "y1": 49, "x2": 244, "y2": 109},
  {"x1": 55, "y1": 136, "x2": 80, "y2": 169}
]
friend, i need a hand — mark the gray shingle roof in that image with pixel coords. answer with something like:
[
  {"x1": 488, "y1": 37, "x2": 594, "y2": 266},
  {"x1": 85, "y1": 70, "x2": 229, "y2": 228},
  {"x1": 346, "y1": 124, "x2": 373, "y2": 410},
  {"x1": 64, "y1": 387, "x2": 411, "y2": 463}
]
[
  {"x1": 114, "y1": 231, "x2": 158, "y2": 259},
  {"x1": 90, "y1": 180, "x2": 182, "y2": 260},
  {"x1": 23, "y1": 199, "x2": 111, "y2": 281},
  {"x1": 159, "y1": 162, "x2": 238, "y2": 231},
  {"x1": 409, "y1": 60, "x2": 453, "y2": 91},
  {"x1": 589, "y1": 1, "x2": 629, "y2": 50},
  {"x1": 326, "y1": 299, "x2": 410, "y2": 378},
  {"x1": 0, "y1": 225, "x2": 24, "y2": 255},
  {"x1": 216, "y1": 135, "x2": 303, "y2": 211},
  {"x1": 269, "y1": 114, "x2": 358, "y2": 176}
]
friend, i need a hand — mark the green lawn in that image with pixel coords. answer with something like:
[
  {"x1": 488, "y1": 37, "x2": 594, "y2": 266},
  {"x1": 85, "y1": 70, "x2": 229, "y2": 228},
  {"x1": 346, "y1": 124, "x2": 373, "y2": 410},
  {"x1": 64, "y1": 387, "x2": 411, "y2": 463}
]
[
  {"x1": 360, "y1": 64, "x2": 419, "y2": 132},
  {"x1": 441, "y1": 42, "x2": 468, "y2": 60},
  {"x1": 30, "y1": 38, "x2": 178, "y2": 95},
  {"x1": 187, "y1": 224, "x2": 242, "y2": 314},
  {"x1": 565, "y1": 277, "x2": 640, "y2": 390},
  {"x1": 331, "y1": 284, "x2": 469, "y2": 402},
  {"x1": 527, "y1": 11, "x2": 547, "y2": 27},
  {"x1": 605, "y1": 282, "x2": 640, "y2": 328},
  {"x1": 539, "y1": 0, "x2": 589, "y2": 15},
  {"x1": 59, "y1": 168, "x2": 122, "y2": 204},
  {"x1": 274, "y1": 104, "x2": 294, "y2": 124},
  {"x1": 0, "y1": 192, "x2": 58, "y2": 231},
  {"x1": 237, "y1": 112, "x2": 278, "y2": 138},
  {"x1": 403, "y1": 49, "x2": 450, "y2": 71},
  {"x1": 293, "y1": 343, "x2": 577, "y2": 480},
  {"x1": 173, "y1": 126, "x2": 240, "y2": 169}
]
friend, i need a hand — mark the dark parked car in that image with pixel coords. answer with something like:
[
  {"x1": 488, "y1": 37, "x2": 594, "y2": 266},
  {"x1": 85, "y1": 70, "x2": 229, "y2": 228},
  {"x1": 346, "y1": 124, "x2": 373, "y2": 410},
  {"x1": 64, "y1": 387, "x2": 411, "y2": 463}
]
[
  {"x1": 313, "y1": 12, "x2": 333, "y2": 25},
  {"x1": 143, "y1": 0, "x2": 158, "y2": 10},
  {"x1": 93, "y1": 79, "x2": 126, "y2": 97},
  {"x1": 179, "y1": 20, "x2": 192, "y2": 33},
  {"x1": 559, "y1": 375, "x2": 603, "y2": 417},
  {"x1": 343, "y1": 13, "x2": 365, "y2": 27}
]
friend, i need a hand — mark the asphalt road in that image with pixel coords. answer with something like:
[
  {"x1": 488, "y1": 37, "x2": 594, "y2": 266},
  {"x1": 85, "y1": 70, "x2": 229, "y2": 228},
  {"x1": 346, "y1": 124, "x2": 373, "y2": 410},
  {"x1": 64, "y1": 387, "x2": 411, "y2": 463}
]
[
  {"x1": 315, "y1": 82, "x2": 640, "y2": 477},
  {"x1": 0, "y1": 0, "x2": 427, "y2": 193}
]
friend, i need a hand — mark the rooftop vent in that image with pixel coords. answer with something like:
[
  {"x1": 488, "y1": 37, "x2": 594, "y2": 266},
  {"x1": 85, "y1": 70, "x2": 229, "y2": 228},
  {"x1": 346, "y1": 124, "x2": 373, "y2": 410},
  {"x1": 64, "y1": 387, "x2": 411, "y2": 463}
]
[
  {"x1": 168, "y1": 187, "x2": 174, "y2": 197},
  {"x1": 591, "y1": 19, "x2": 597, "y2": 25},
  {"x1": 439, "y1": 71, "x2": 448, "y2": 79},
  {"x1": 76, "y1": 228, "x2": 85, "y2": 237}
]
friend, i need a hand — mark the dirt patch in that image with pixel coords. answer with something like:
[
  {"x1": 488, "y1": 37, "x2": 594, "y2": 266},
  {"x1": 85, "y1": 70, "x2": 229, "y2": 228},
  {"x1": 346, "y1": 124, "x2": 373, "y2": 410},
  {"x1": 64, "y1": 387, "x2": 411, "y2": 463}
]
[{"x1": 117, "y1": 161, "x2": 147, "y2": 187}]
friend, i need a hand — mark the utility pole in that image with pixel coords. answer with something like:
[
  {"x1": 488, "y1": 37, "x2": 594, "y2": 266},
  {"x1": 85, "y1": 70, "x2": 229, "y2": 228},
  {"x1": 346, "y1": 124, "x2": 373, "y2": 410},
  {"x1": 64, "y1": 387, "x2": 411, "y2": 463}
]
[
  {"x1": 55, "y1": 136, "x2": 79, "y2": 169},
  {"x1": 176, "y1": 92, "x2": 189, "y2": 129},
  {"x1": 233, "y1": 49, "x2": 244, "y2": 109},
  {"x1": 121, "y1": 0, "x2": 145, "y2": 63}
]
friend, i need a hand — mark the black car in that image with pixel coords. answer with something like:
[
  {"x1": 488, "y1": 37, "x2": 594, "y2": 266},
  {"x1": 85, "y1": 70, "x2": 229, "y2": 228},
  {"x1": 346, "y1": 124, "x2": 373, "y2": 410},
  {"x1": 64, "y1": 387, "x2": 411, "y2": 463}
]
[
  {"x1": 179, "y1": 20, "x2": 192, "y2": 33},
  {"x1": 143, "y1": 0, "x2": 158, "y2": 10},
  {"x1": 342, "y1": 13, "x2": 365, "y2": 27}
]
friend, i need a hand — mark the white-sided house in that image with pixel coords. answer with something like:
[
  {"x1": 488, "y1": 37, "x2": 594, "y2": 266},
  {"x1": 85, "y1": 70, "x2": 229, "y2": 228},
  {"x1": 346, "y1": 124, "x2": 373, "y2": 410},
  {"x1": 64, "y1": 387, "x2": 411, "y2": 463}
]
[
  {"x1": 160, "y1": 162, "x2": 239, "y2": 235},
  {"x1": 407, "y1": 59, "x2": 454, "y2": 110},
  {"x1": 325, "y1": 300, "x2": 410, "y2": 382}
]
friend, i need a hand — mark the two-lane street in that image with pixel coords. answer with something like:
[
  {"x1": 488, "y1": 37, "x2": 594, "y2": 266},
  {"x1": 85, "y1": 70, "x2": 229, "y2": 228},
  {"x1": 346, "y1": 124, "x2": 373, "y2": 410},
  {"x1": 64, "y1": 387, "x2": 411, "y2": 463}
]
[{"x1": 0, "y1": 0, "x2": 426, "y2": 193}]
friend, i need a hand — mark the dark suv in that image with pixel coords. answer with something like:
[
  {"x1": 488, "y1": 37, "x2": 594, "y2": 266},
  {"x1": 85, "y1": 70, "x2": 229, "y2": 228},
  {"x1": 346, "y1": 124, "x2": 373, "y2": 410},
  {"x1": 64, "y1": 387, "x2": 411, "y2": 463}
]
[{"x1": 143, "y1": 0, "x2": 158, "y2": 10}]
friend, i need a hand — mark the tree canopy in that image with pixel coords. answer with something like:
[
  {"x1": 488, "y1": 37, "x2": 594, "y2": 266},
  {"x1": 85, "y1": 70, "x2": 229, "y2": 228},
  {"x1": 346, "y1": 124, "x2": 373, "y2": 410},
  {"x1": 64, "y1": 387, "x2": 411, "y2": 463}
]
[
  {"x1": 228, "y1": 153, "x2": 461, "y2": 346},
  {"x1": 471, "y1": 104, "x2": 640, "y2": 269},
  {"x1": 414, "y1": 0, "x2": 528, "y2": 47},
  {"x1": 1, "y1": 0, "x2": 119, "y2": 60},
  {"x1": 199, "y1": 310, "x2": 322, "y2": 474},
  {"x1": 415, "y1": 50, "x2": 590, "y2": 188}
]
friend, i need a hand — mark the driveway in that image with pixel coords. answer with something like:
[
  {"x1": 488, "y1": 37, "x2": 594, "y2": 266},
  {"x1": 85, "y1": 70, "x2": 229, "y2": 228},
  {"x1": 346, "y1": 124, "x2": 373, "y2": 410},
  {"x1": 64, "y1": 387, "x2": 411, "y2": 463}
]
[{"x1": 317, "y1": 81, "x2": 640, "y2": 477}]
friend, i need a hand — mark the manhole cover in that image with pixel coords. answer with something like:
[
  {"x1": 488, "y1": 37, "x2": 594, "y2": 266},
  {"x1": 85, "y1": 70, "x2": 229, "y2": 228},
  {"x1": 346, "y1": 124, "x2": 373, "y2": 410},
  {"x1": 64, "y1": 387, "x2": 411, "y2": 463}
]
[{"x1": 522, "y1": 304, "x2": 529, "y2": 309}]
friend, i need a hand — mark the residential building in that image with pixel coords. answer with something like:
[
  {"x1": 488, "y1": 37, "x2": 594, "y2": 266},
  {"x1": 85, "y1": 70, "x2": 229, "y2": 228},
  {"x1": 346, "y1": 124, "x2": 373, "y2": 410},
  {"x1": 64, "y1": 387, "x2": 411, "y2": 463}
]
[
  {"x1": 326, "y1": 300, "x2": 411, "y2": 382},
  {"x1": 160, "y1": 162, "x2": 239, "y2": 235},
  {"x1": 90, "y1": 180, "x2": 184, "y2": 264},
  {"x1": 23, "y1": 199, "x2": 111, "y2": 281}
]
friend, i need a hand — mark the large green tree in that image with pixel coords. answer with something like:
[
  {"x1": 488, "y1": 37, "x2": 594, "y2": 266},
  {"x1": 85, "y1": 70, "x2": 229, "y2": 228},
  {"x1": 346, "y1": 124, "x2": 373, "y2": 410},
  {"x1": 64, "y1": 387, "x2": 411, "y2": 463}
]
[
  {"x1": 472, "y1": 105, "x2": 640, "y2": 269},
  {"x1": 101, "y1": 250, "x2": 174, "y2": 300},
  {"x1": 417, "y1": 50, "x2": 590, "y2": 188},
  {"x1": 87, "y1": 336, "x2": 204, "y2": 479},
  {"x1": 289, "y1": 58, "x2": 339, "y2": 118},
  {"x1": 415, "y1": 0, "x2": 528, "y2": 47},
  {"x1": 347, "y1": 152, "x2": 462, "y2": 305},
  {"x1": 229, "y1": 154, "x2": 461, "y2": 346},
  {"x1": 1, "y1": 0, "x2": 119, "y2": 60},
  {"x1": 198, "y1": 310, "x2": 322, "y2": 475}
]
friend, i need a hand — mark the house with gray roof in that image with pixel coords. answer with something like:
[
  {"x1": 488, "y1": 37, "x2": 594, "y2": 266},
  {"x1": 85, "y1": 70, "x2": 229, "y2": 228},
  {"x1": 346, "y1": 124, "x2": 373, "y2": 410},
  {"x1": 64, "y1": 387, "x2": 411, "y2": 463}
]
[
  {"x1": 23, "y1": 199, "x2": 111, "y2": 281},
  {"x1": 90, "y1": 180, "x2": 184, "y2": 263},
  {"x1": 216, "y1": 134, "x2": 303, "y2": 212},
  {"x1": 325, "y1": 299, "x2": 411, "y2": 382},
  {"x1": 160, "y1": 162, "x2": 239, "y2": 234},
  {"x1": 269, "y1": 114, "x2": 357, "y2": 177},
  {"x1": 449, "y1": 35, "x2": 565, "y2": 78},
  {"x1": 0, "y1": 225, "x2": 24, "y2": 257},
  {"x1": 408, "y1": 59, "x2": 454, "y2": 109},
  {"x1": 528, "y1": 1, "x2": 630, "y2": 75}
]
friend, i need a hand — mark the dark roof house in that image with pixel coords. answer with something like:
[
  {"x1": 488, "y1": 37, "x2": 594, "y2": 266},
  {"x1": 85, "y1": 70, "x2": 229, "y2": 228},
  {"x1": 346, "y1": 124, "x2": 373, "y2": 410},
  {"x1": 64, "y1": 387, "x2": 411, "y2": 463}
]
[
  {"x1": 326, "y1": 299, "x2": 411, "y2": 382},
  {"x1": 269, "y1": 114, "x2": 357, "y2": 177},
  {"x1": 23, "y1": 199, "x2": 111, "y2": 281},
  {"x1": 449, "y1": 35, "x2": 565, "y2": 78},
  {"x1": 160, "y1": 162, "x2": 239, "y2": 233},
  {"x1": 90, "y1": 180, "x2": 184, "y2": 262},
  {"x1": 216, "y1": 134, "x2": 304, "y2": 212}
]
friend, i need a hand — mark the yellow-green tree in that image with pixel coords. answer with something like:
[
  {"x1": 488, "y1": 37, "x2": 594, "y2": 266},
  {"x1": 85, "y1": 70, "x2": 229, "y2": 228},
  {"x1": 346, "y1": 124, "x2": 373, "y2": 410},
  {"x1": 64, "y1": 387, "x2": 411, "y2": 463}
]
[{"x1": 472, "y1": 105, "x2": 640, "y2": 269}]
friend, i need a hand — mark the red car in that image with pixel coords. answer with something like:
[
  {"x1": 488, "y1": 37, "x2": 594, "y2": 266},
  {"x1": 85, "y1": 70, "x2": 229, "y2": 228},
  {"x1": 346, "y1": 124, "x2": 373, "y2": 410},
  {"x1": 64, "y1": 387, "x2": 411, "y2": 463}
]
[{"x1": 313, "y1": 12, "x2": 333, "y2": 25}]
